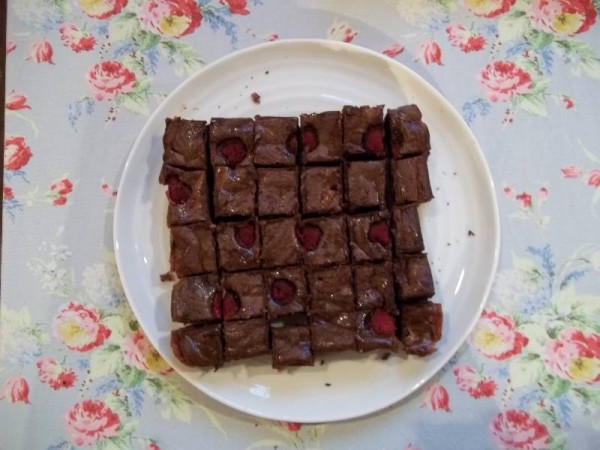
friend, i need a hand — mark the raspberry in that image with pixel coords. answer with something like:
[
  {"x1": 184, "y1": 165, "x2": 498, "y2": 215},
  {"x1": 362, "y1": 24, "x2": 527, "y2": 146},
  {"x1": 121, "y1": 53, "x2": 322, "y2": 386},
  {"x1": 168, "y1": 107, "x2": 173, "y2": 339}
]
[
  {"x1": 296, "y1": 224, "x2": 322, "y2": 251},
  {"x1": 368, "y1": 221, "x2": 390, "y2": 246},
  {"x1": 270, "y1": 279, "x2": 296, "y2": 305},
  {"x1": 222, "y1": 291, "x2": 240, "y2": 320},
  {"x1": 363, "y1": 125, "x2": 384, "y2": 154},
  {"x1": 210, "y1": 291, "x2": 222, "y2": 319},
  {"x1": 166, "y1": 177, "x2": 192, "y2": 204},
  {"x1": 370, "y1": 309, "x2": 396, "y2": 337},
  {"x1": 302, "y1": 125, "x2": 319, "y2": 152},
  {"x1": 285, "y1": 131, "x2": 298, "y2": 154},
  {"x1": 218, "y1": 137, "x2": 247, "y2": 167},
  {"x1": 235, "y1": 224, "x2": 256, "y2": 248}
]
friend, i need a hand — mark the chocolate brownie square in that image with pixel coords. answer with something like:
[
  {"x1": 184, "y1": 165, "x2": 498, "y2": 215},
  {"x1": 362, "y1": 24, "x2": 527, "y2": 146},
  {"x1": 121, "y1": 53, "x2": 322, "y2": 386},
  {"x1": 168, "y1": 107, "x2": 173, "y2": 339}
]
[
  {"x1": 342, "y1": 105, "x2": 385, "y2": 157},
  {"x1": 354, "y1": 262, "x2": 396, "y2": 313},
  {"x1": 400, "y1": 301, "x2": 442, "y2": 356},
  {"x1": 300, "y1": 111, "x2": 343, "y2": 163},
  {"x1": 310, "y1": 313, "x2": 357, "y2": 353},
  {"x1": 209, "y1": 117, "x2": 254, "y2": 167},
  {"x1": 171, "y1": 275, "x2": 220, "y2": 323},
  {"x1": 163, "y1": 117, "x2": 207, "y2": 170},
  {"x1": 213, "y1": 166, "x2": 257, "y2": 218},
  {"x1": 393, "y1": 206, "x2": 424, "y2": 253},
  {"x1": 297, "y1": 216, "x2": 349, "y2": 267},
  {"x1": 395, "y1": 254, "x2": 435, "y2": 301},
  {"x1": 349, "y1": 212, "x2": 392, "y2": 262},
  {"x1": 170, "y1": 224, "x2": 217, "y2": 276},
  {"x1": 392, "y1": 155, "x2": 433, "y2": 205},
  {"x1": 257, "y1": 168, "x2": 298, "y2": 217},
  {"x1": 308, "y1": 266, "x2": 354, "y2": 316},
  {"x1": 171, "y1": 324, "x2": 222, "y2": 369},
  {"x1": 260, "y1": 218, "x2": 302, "y2": 268},
  {"x1": 356, "y1": 309, "x2": 400, "y2": 352},
  {"x1": 387, "y1": 105, "x2": 430, "y2": 159},
  {"x1": 345, "y1": 160, "x2": 387, "y2": 210},
  {"x1": 160, "y1": 166, "x2": 210, "y2": 226},
  {"x1": 216, "y1": 222, "x2": 260, "y2": 271},
  {"x1": 272, "y1": 326, "x2": 314, "y2": 369},
  {"x1": 254, "y1": 116, "x2": 298, "y2": 166},
  {"x1": 265, "y1": 266, "x2": 308, "y2": 319},
  {"x1": 223, "y1": 318, "x2": 269, "y2": 361},
  {"x1": 222, "y1": 271, "x2": 266, "y2": 320},
  {"x1": 301, "y1": 166, "x2": 343, "y2": 214}
]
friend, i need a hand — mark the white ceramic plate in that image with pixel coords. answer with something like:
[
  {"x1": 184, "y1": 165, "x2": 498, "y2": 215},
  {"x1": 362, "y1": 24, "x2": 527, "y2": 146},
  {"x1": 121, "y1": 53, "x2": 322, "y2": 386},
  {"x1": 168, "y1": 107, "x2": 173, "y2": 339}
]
[{"x1": 114, "y1": 39, "x2": 500, "y2": 423}]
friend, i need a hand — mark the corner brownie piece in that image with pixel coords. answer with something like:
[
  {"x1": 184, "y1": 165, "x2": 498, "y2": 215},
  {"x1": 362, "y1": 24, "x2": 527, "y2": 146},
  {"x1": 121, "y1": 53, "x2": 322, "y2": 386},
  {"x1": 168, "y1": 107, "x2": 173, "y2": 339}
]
[
  {"x1": 163, "y1": 117, "x2": 207, "y2": 170},
  {"x1": 395, "y1": 254, "x2": 435, "y2": 301},
  {"x1": 171, "y1": 324, "x2": 222, "y2": 369},
  {"x1": 300, "y1": 111, "x2": 343, "y2": 163},
  {"x1": 349, "y1": 212, "x2": 392, "y2": 262},
  {"x1": 400, "y1": 301, "x2": 442, "y2": 356},
  {"x1": 342, "y1": 105, "x2": 385, "y2": 157},
  {"x1": 265, "y1": 266, "x2": 308, "y2": 319},
  {"x1": 171, "y1": 275, "x2": 220, "y2": 323},
  {"x1": 260, "y1": 218, "x2": 302, "y2": 268},
  {"x1": 308, "y1": 266, "x2": 354, "y2": 316},
  {"x1": 354, "y1": 262, "x2": 396, "y2": 313},
  {"x1": 258, "y1": 168, "x2": 298, "y2": 217},
  {"x1": 160, "y1": 166, "x2": 209, "y2": 226},
  {"x1": 392, "y1": 155, "x2": 433, "y2": 205},
  {"x1": 170, "y1": 224, "x2": 217, "y2": 276},
  {"x1": 216, "y1": 221, "x2": 260, "y2": 271},
  {"x1": 301, "y1": 166, "x2": 343, "y2": 214},
  {"x1": 297, "y1": 216, "x2": 349, "y2": 267},
  {"x1": 254, "y1": 116, "x2": 298, "y2": 166},
  {"x1": 310, "y1": 313, "x2": 357, "y2": 353},
  {"x1": 356, "y1": 309, "x2": 400, "y2": 352},
  {"x1": 345, "y1": 160, "x2": 387, "y2": 210},
  {"x1": 209, "y1": 118, "x2": 254, "y2": 167},
  {"x1": 272, "y1": 326, "x2": 314, "y2": 369},
  {"x1": 223, "y1": 318, "x2": 269, "y2": 361},
  {"x1": 213, "y1": 166, "x2": 256, "y2": 218},
  {"x1": 387, "y1": 105, "x2": 430, "y2": 159},
  {"x1": 393, "y1": 206, "x2": 424, "y2": 253},
  {"x1": 222, "y1": 271, "x2": 266, "y2": 320}
]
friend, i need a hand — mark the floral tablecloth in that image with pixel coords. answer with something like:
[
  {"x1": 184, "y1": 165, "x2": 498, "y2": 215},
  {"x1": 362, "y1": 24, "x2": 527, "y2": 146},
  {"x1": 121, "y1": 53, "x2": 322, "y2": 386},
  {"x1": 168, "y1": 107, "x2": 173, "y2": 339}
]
[{"x1": 2, "y1": 0, "x2": 600, "y2": 449}]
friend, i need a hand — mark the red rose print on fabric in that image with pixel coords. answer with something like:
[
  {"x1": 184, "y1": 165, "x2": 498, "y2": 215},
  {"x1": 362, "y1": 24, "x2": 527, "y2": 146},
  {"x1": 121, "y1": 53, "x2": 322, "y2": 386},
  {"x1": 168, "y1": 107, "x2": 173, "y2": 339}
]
[
  {"x1": 86, "y1": 61, "x2": 137, "y2": 101},
  {"x1": 59, "y1": 25, "x2": 96, "y2": 52},
  {"x1": 446, "y1": 23, "x2": 486, "y2": 52},
  {"x1": 503, "y1": 184, "x2": 550, "y2": 227},
  {"x1": 479, "y1": 61, "x2": 532, "y2": 102},
  {"x1": 530, "y1": 0, "x2": 597, "y2": 36},
  {"x1": 6, "y1": 41, "x2": 16, "y2": 54},
  {"x1": 27, "y1": 39, "x2": 54, "y2": 64},
  {"x1": 3, "y1": 186, "x2": 14, "y2": 200},
  {"x1": 123, "y1": 330, "x2": 173, "y2": 374},
  {"x1": 587, "y1": 169, "x2": 600, "y2": 187},
  {"x1": 562, "y1": 96, "x2": 574, "y2": 109},
  {"x1": 148, "y1": 443, "x2": 160, "y2": 450},
  {"x1": 417, "y1": 39, "x2": 443, "y2": 65},
  {"x1": 278, "y1": 422, "x2": 302, "y2": 432},
  {"x1": 50, "y1": 177, "x2": 74, "y2": 206},
  {"x1": 4, "y1": 136, "x2": 32, "y2": 171},
  {"x1": 471, "y1": 309, "x2": 528, "y2": 360},
  {"x1": 65, "y1": 399, "x2": 120, "y2": 446},
  {"x1": 382, "y1": 43, "x2": 405, "y2": 58},
  {"x1": 53, "y1": 302, "x2": 111, "y2": 352},
  {"x1": 36, "y1": 356, "x2": 77, "y2": 390},
  {"x1": 78, "y1": 0, "x2": 128, "y2": 19},
  {"x1": 5, "y1": 91, "x2": 31, "y2": 110},
  {"x1": 544, "y1": 328, "x2": 600, "y2": 384},
  {"x1": 420, "y1": 383, "x2": 451, "y2": 412},
  {"x1": 463, "y1": 0, "x2": 516, "y2": 18},
  {"x1": 0, "y1": 376, "x2": 31, "y2": 404},
  {"x1": 220, "y1": 0, "x2": 250, "y2": 15},
  {"x1": 140, "y1": 0, "x2": 203, "y2": 38},
  {"x1": 453, "y1": 365, "x2": 497, "y2": 399},
  {"x1": 327, "y1": 19, "x2": 358, "y2": 43},
  {"x1": 490, "y1": 409, "x2": 549, "y2": 450}
]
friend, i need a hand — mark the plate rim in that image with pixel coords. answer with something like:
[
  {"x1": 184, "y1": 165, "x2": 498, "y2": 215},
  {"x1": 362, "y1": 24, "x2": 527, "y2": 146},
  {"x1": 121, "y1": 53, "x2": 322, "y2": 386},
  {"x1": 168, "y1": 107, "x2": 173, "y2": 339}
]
[{"x1": 113, "y1": 38, "x2": 501, "y2": 422}]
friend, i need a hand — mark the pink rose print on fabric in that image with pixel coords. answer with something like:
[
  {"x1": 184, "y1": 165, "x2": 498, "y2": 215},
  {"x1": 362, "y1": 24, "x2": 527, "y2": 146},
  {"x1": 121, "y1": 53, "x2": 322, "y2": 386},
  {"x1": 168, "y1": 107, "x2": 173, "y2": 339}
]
[
  {"x1": 6, "y1": 41, "x2": 16, "y2": 54},
  {"x1": 140, "y1": 0, "x2": 203, "y2": 38},
  {"x1": 4, "y1": 136, "x2": 32, "y2": 171},
  {"x1": 59, "y1": 25, "x2": 96, "y2": 52},
  {"x1": 53, "y1": 302, "x2": 111, "y2": 352},
  {"x1": 266, "y1": 33, "x2": 279, "y2": 41},
  {"x1": 5, "y1": 91, "x2": 31, "y2": 110},
  {"x1": 417, "y1": 39, "x2": 443, "y2": 65},
  {"x1": 503, "y1": 184, "x2": 550, "y2": 227},
  {"x1": 50, "y1": 177, "x2": 74, "y2": 205},
  {"x1": 587, "y1": 169, "x2": 600, "y2": 187},
  {"x1": 277, "y1": 422, "x2": 303, "y2": 432},
  {"x1": 562, "y1": 96, "x2": 574, "y2": 109},
  {"x1": 123, "y1": 330, "x2": 172, "y2": 374},
  {"x1": 490, "y1": 409, "x2": 549, "y2": 450},
  {"x1": 4, "y1": 186, "x2": 14, "y2": 200},
  {"x1": 471, "y1": 309, "x2": 528, "y2": 360},
  {"x1": 544, "y1": 328, "x2": 600, "y2": 384},
  {"x1": 327, "y1": 19, "x2": 358, "y2": 43},
  {"x1": 65, "y1": 400, "x2": 120, "y2": 446},
  {"x1": 446, "y1": 24, "x2": 486, "y2": 52},
  {"x1": 516, "y1": 192, "x2": 532, "y2": 208},
  {"x1": 86, "y1": 61, "x2": 137, "y2": 101},
  {"x1": 27, "y1": 39, "x2": 54, "y2": 64},
  {"x1": 453, "y1": 365, "x2": 497, "y2": 399},
  {"x1": 36, "y1": 356, "x2": 77, "y2": 390},
  {"x1": 382, "y1": 43, "x2": 405, "y2": 58},
  {"x1": 148, "y1": 443, "x2": 160, "y2": 450},
  {"x1": 0, "y1": 376, "x2": 31, "y2": 404},
  {"x1": 420, "y1": 383, "x2": 451, "y2": 412},
  {"x1": 101, "y1": 181, "x2": 118, "y2": 197},
  {"x1": 220, "y1": 0, "x2": 250, "y2": 15},
  {"x1": 78, "y1": 0, "x2": 128, "y2": 19},
  {"x1": 530, "y1": 0, "x2": 597, "y2": 36},
  {"x1": 561, "y1": 165, "x2": 582, "y2": 178},
  {"x1": 463, "y1": 0, "x2": 516, "y2": 18},
  {"x1": 479, "y1": 61, "x2": 533, "y2": 102}
]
